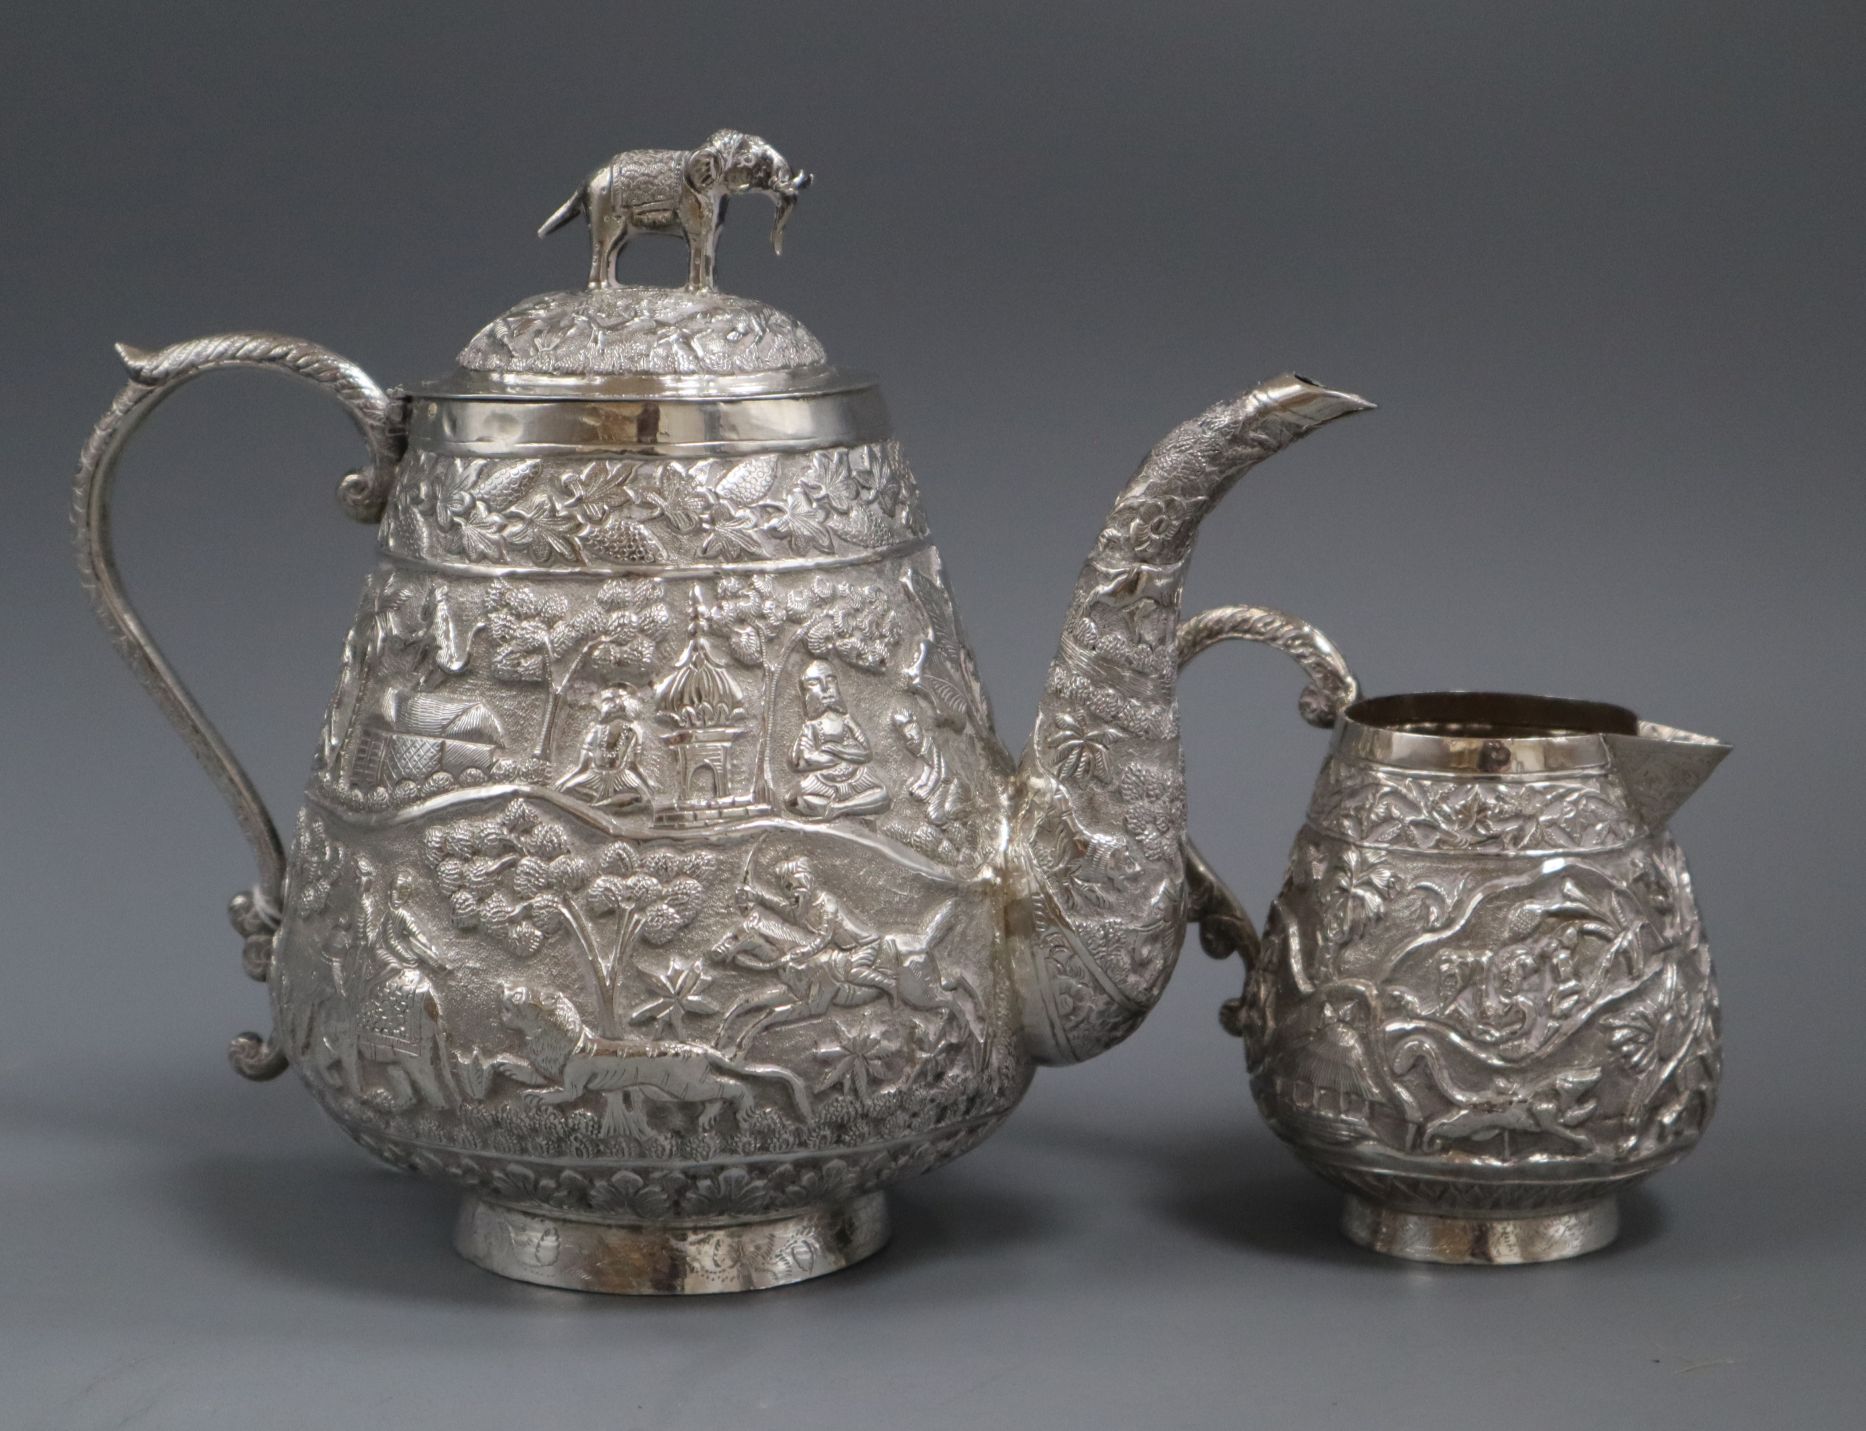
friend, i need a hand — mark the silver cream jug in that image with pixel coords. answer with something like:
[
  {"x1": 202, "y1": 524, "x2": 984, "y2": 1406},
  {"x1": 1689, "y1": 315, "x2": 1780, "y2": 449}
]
[
  {"x1": 1177, "y1": 608, "x2": 1728, "y2": 1264},
  {"x1": 72, "y1": 133, "x2": 1371, "y2": 1292}
]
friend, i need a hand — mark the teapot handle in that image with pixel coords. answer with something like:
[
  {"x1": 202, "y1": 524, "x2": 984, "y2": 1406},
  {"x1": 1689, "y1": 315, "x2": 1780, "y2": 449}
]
[
  {"x1": 71, "y1": 333, "x2": 403, "y2": 1079},
  {"x1": 1174, "y1": 605, "x2": 1358, "y2": 1032}
]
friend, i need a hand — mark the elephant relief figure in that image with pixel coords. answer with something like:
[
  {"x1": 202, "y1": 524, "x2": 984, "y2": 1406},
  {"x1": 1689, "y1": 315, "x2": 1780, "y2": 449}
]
[
  {"x1": 539, "y1": 129, "x2": 812, "y2": 291},
  {"x1": 310, "y1": 859, "x2": 462, "y2": 1112}
]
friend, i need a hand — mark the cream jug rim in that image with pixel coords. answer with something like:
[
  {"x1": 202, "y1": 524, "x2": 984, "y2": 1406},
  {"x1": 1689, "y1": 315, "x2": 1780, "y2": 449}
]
[{"x1": 1333, "y1": 690, "x2": 1639, "y2": 776}]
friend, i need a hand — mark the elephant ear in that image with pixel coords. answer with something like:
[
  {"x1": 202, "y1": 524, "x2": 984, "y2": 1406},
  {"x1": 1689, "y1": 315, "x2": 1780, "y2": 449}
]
[{"x1": 684, "y1": 136, "x2": 733, "y2": 193}]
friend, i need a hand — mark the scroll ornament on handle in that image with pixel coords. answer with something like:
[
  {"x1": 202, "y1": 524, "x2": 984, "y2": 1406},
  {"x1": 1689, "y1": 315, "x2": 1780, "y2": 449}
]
[{"x1": 1172, "y1": 604, "x2": 1361, "y2": 1031}]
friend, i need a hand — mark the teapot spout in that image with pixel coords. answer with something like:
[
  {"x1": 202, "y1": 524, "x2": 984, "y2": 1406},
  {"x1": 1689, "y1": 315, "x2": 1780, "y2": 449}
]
[
  {"x1": 1603, "y1": 721, "x2": 1730, "y2": 830},
  {"x1": 1008, "y1": 374, "x2": 1371, "y2": 1066}
]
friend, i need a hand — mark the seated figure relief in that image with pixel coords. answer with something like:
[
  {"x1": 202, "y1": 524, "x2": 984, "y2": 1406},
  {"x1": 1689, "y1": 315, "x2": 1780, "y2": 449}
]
[
  {"x1": 557, "y1": 685, "x2": 652, "y2": 811},
  {"x1": 787, "y1": 660, "x2": 890, "y2": 819}
]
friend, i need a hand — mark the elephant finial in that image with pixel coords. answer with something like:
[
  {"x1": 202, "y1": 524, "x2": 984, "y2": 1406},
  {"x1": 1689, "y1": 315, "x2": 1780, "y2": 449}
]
[{"x1": 538, "y1": 131, "x2": 812, "y2": 292}]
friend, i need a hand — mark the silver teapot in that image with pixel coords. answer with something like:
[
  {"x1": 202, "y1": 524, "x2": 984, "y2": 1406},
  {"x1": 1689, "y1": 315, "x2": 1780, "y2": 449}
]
[
  {"x1": 71, "y1": 132, "x2": 1370, "y2": 1292},
  {"x1": 1177, "y1": 608, "x2": 1727, "y2": 1264}
]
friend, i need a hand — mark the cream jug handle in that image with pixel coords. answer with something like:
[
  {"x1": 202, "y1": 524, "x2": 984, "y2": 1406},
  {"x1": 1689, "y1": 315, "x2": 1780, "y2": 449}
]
[
  {"x1": 1174, "y1": 606, "x2": 1358, "y2": 1024},
  {"x1": 71, "y1": 333, "x2": 403, "y2": 1078}
]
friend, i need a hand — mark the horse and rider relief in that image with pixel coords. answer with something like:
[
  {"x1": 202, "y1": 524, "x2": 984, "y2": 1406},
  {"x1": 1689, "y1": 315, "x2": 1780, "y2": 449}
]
[{"x1": 278, "y1": 806, "x2": 1002, "y2": 1161}]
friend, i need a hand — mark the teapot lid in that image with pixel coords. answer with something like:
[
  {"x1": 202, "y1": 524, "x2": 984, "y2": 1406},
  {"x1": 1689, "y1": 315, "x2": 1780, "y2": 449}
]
[
  {"x1": 406, "y1": 131, "x2": 887, "y2": 453},
  {"x1": 454, "y1": 285, "x2": 828, "y2": 382}
]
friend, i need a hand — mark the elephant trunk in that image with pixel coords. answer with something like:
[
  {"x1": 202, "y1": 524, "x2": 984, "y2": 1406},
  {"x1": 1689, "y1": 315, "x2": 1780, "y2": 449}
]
[
  {"x1": 769, "y1": 178, "x2": 805, "y2": 254},
  {"x1": 1008, "y1": 375, "x2": 1371, "y2": 1065}
]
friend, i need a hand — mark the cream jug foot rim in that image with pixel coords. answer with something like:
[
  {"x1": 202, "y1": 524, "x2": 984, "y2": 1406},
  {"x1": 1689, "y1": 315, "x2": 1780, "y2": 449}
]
[{"x1": 1339, "y1": 1194, "x2": 1620, "y2": 1266}]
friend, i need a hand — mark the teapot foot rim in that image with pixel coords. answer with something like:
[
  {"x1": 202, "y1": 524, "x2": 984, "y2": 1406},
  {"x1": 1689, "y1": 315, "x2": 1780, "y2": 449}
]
[
  {"x1": 1339, "y1": 1194, "x2": 1619, "y2": 1266},
  {"x1": 454, "y1": 1191, "x2": 891, "y2": 1294}
]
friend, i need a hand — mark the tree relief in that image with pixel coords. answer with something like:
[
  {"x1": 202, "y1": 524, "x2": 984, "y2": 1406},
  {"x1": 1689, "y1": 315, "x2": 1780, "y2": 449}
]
[
  {"x1": 274, "y1": 798, "x2": 1021, "y2": 1171},
  {"x1": 268, "y1": 521, "x2": 1032, "y2": 1199},
  {"x1": 303, "y1": 554, "x2": 1001, "y2": 875}
]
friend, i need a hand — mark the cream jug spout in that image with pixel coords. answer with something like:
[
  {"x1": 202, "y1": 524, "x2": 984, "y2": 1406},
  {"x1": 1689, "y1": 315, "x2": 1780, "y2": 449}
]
[
  {"x1": 1008, "y1": 375, "x2": 1372, "y2": 1065},
  {"x1": 1602, "y1": 721, "x2": 1731, "y2": 830}
]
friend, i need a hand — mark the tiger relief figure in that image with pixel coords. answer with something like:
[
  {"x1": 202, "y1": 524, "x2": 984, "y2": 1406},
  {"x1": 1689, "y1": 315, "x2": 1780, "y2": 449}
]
[{"x1": 490, "y1": 985, "x2": 813, "y2": 1141}]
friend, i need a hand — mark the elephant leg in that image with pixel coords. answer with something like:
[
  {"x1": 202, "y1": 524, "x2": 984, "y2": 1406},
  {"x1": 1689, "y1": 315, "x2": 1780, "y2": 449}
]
[
  {"x1": 380, "y1": 1063, "x2": 417, "y2": 1111},
  {"x1": 685, "y1": 195, "x2": 724, "y2": 290},
  {"x1": 407, "y1": 1055, "x2": 452, "y2": 1110},
  {"x1": 592, "y1": 203, "x2": 629, "y2": 286},
  {"x1": 690, "y1": 227, "x2": 720, "y2": 290},
  {"x1": 424, "y1": 1004, "x2": 458, "y2": 1104},
  {"x1": 319, "y1": 1027, "x2": 356, "y2": 1094},
  {"x1": 318, "y1": 1041, "x2": 348, "y2": 1091}
]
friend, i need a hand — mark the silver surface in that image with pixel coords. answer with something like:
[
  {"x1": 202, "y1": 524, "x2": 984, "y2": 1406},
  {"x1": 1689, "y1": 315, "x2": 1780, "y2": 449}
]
[
  {"x1": 537, "y1": 131, "x2": 809, "y2": 294},
  {"x1": 70, "y1": 332, "x2": 406, "y2": 1079},
  {"x1": 403, "y1": 383, "x2": 892, "y2": 455},
  {"x1": 1177, "y1": 604, "x2": 1359, "y2": 973},
  {"x1": 12, "y1": 2, "x2": 1863, "y2": 1420},
  {"x1": 454, "y1": 1191, "x2": 890, "y2": 1293},
  {"x1": 1199, "y1": 670, "x2": 1729, "y2": 1260},
  {"x1": 68, "y1": 139, "x2": 1368, "y2": 1290},
  {"x1": 1011, "y1": 377, "x2": 1371, "y2": 1065},
  {"x1": 409, "y1": 362, "x2": 873, "y2": 401},
  {"x1": 454, "y1": 285, "x2": 829, "y2": 381},
  {"x1": 1340, "y1": 1194, "x2": 1619, "y2": 1265}
]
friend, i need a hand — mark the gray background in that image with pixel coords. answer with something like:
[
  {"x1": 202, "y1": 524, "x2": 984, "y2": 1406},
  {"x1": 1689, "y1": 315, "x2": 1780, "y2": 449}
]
[{"x1": 3, "y1": 3, "x2": 1861, "y2": 1427}]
